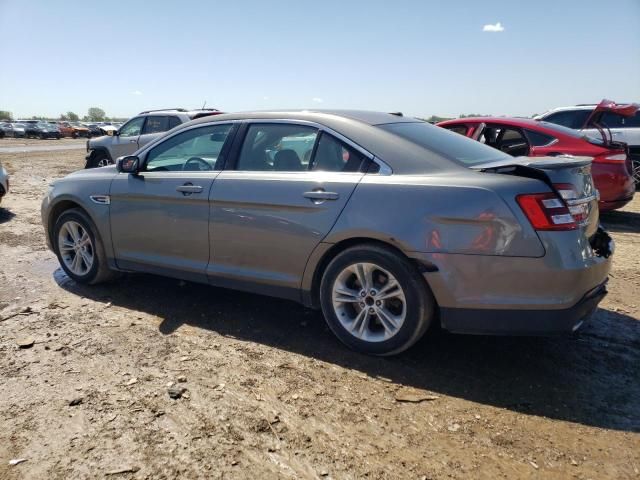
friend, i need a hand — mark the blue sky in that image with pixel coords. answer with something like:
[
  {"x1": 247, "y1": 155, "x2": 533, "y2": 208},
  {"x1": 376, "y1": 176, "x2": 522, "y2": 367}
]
[{"x1": 0, "y1": 0, "x2": 638, "y2": 119}]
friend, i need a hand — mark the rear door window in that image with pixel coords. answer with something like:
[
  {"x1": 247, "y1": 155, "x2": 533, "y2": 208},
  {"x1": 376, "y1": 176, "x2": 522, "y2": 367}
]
[
  {"x1": 601, "y1": 112, "x2": 640, "y2": 128},
  {"x1": 543, "y1": 110, "x2": 591, "y2": 129},
  {"x1": 142, "y1": 116, "x2": 169, "y2": 134},
  {"x1": 236, "y1": 124, "x2": 319, "y2": 171}
]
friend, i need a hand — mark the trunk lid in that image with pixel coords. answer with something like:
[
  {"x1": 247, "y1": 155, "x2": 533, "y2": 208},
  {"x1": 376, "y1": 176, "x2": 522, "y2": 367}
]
[{"x1": 472, "y1": 155, "x2": 600, "y2": 237}]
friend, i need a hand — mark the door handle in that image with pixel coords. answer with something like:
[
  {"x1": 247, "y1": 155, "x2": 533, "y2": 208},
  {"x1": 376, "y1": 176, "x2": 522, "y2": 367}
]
[
  {"x1": 129, "y1": 139, "x2": 137, "y2": 143},
  {"x1": 176, "y1": 183, "x2": 203, "y2": 195},
  {"x1": 303, "y1": 190, "x2": 339, "y2": 201}
]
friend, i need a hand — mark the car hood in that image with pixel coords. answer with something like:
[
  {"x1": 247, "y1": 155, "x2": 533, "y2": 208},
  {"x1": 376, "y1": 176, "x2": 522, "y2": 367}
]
[
  {"x1": 88, "y1": 135, "x2": 112, "y2": 148},
  {"x1": 65, "y1": 165, "x2": 118, "y2": 179}
]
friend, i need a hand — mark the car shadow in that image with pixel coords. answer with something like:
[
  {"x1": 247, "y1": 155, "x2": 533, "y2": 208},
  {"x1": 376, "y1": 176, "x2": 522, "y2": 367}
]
[
  {"x1": 57, "y1": 271, "x2": 640, "y2": 433},
  {"x1": 0, "y1": 207, "x2": 15, "y2": 224},
  {"x1": 601, "y1": 209, "x2": 640, "y2": 233}
]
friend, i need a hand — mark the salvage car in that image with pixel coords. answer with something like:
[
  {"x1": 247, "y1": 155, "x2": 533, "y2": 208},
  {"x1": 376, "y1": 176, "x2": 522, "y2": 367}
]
[
  {"x1": 57, "y1": 121, "x2": 89, "y2": 138},
  {"x1": 438, "y1": 117, "x2": 634, "y2": 211},
  {"x1": 42, "y1": 111, "x2": 612, "y2": 355},
  {"x1": 535, "y1": 100, "x2": 640, "y2": 185},
  {"x1": 6, "y1": 123, "x2": 27, "y2": 138},
  {"x1": 23, "y1": 121, "x2": 61, "y2": 139},
  {"x1": 0, "y1": 159, "x2": 8, "y2": 205}
]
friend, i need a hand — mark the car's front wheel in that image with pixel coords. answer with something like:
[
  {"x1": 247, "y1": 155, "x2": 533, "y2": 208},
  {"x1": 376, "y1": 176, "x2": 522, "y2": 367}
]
[
  {"x1": 320, "y1": 244, "x2": 435, "y2": 356},
  {"x1": 87, "y1": 151, "x2": 112, "y2": 168},
  {"x1": 53, "y1": 208, "x2": 115, "y2": 284}
]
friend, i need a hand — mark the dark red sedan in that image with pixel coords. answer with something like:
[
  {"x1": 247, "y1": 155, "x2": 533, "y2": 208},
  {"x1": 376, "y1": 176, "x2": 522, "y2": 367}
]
[{"x1": 437, "y1": 117, "x2": 634, "y2": 211}]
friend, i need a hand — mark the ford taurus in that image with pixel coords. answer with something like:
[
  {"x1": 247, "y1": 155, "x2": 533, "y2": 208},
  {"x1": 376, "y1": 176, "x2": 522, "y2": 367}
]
[{"x1": 42, "y1": 111, "x2": 613, "y2": 355}]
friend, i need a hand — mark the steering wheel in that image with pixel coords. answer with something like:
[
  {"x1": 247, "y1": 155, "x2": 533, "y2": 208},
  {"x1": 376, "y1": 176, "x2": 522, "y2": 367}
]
[{"x1": 183, "y1": 156, "x2": 212, "y2": 171}]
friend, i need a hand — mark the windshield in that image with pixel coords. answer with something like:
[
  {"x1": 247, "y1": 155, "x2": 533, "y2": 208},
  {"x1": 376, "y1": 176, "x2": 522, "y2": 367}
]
[{"x1": 379, "y1": 122, "x2": 511, "y2": 167}]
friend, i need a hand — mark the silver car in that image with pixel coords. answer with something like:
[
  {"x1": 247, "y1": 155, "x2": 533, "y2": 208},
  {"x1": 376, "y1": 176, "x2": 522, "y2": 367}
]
[
  {"x1": 42, "y1": 111, "x2": 612, "y2": 355},
  {"x1": 0, "y1": 159, "x2": 8, "y2": 205}
]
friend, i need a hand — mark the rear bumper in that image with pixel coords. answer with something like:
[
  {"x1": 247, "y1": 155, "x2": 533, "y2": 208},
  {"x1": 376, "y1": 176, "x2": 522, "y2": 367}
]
[
  {"x1": 600, "y1": 195, "x2": 634, "y2": 212},
  {"x1": 440, "y1": 281, "x2": 607, "y2": 335},
  {"x1": 409, "y1": 229, "x2": 613, "y2": 335}
]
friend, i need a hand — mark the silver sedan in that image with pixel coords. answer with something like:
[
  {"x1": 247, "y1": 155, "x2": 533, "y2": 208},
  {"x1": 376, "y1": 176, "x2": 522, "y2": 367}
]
[{"x1": 41, "y1": 111, "x2": 612, "y2": 355}]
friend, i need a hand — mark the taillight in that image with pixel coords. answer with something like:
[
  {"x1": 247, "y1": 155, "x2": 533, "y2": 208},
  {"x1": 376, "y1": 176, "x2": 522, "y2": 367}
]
[
  {"x1": 516, "y1": 191, "x2": 577, "y2": 231},
  {"x1": 554, "y1": 183, "x2": 589, "y2": 224}
]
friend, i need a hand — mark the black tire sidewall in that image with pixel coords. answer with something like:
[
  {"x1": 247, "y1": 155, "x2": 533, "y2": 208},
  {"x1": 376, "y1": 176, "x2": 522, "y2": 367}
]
[
  {"x1": 320, "y1": 246, "x2": 432, "y2": 356},
  {"x1": 89, "y1": 153, "x2": 108, "y2": 168},
  {"x1": 53, "y1": 210, "x2": 101, "y2": 283}
]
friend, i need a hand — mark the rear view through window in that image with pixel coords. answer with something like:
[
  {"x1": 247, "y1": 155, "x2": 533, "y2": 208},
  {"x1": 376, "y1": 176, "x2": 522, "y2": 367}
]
[{"x1": 380, "y1": 122, "x2": 511, "y2": 166}]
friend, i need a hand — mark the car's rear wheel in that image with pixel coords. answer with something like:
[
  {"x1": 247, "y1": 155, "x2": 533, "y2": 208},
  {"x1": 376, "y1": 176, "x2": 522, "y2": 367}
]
[
  {"x1": 53, "y1": 208, "x2": 115, "y2": 284},
  {"x1": 320, "y1": 244, "x2": 435, "y2": 356}
]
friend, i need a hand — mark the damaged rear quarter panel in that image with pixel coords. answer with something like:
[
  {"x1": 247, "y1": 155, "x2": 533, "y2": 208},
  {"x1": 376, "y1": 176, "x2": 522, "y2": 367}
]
[{"x1": 325, "y1": 173, "x2": 545, "y2": 257}]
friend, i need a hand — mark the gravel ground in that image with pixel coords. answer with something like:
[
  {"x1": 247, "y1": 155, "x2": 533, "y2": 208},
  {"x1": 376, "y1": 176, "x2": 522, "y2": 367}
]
[{"x1": 0, "y1": 146, "x2": 639, "y2": 479}]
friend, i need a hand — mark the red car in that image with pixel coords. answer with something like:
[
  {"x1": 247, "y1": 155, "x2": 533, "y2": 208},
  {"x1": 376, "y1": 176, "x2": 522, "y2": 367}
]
[{"x1": 437, "y1": 117, "x2": 634, "y2": 211}]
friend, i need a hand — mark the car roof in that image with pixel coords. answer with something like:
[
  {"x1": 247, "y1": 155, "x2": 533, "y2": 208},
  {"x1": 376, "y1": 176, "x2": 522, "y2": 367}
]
[
  {"x1": 172, "y1": 110, "x2": 470, "y2": 175},
  {"x1": 188, "y1": 109, "x2": 416, "y2": 127}
]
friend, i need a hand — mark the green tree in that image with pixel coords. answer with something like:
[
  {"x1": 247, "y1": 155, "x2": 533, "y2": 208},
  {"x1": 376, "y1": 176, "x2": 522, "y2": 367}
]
[
  {"x1": 66, "y1": 111, "x2": 79, "y2": 121},
  {"x1": 0, "y1": 110, "x2": 13, "y2": 121},
  {"x1": 59, "y1": 113, "x2": 68, "y2": 121},
  {"x1": 87, "y1": 107, "x2": 106, "y2": 122}
]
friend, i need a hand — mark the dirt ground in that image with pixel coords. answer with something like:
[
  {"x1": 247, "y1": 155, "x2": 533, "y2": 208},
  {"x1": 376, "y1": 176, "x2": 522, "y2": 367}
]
[{"x1": 0, "y1": 142, "x2": 639, "y2": 480}]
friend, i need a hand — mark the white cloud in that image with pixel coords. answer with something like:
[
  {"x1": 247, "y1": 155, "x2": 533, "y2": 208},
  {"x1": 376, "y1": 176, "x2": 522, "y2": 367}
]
[
  {"x1": 263, "y1": 96, "x2": 269, "y2": 100},
  {"x1": 130, "y1": 90, "x2": 143, "y2": 95},
  {"x1": 312, "y1": 97, "x2": 323, "y2": 103},
  {"x1": 482, "y1": 22, "x2": 504, "y2": 32}
]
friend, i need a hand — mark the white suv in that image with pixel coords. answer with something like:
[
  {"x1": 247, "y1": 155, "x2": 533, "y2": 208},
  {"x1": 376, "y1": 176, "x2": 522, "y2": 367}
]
[{"x1": 536, "y1": 101, "x2": 640, "y2": 184}]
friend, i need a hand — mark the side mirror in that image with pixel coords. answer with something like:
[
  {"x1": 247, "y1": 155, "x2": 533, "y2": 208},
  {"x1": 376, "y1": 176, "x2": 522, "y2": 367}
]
[
  {"x1": 107, "y1": 129, "x2": 114, "y2": 136},
  {"x1": 116, "y1": 155, "x2": 140, "y2": 173}
]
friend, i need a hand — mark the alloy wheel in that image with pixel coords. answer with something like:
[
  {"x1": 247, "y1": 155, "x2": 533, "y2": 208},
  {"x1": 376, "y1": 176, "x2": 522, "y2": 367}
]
[
  {"x1": 57, "y1": 220, "x2": 94, "y2": 276},
  {"x1": 331, "y1": 262, "x2": 407, "y2": 342},
  {"x1": 633, "y1": 159, "x2": 640, "y2": 187}
]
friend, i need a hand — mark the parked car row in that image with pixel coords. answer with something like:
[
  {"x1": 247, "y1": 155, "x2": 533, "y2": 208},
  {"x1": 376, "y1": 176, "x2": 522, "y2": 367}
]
[
  {"x1": 43, "y1": 109, "x2": 614, "y2": 355},
  {"x1": 0, "y1": 120, "x2": 126, "y2": 140}
]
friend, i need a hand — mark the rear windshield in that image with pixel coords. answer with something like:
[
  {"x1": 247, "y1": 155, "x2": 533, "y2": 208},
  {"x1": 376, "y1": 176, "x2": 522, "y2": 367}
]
[
  {"x1": 379, "y1": 122, "x2": 511, "y2": 167},
  {"x1": 536, "y1": 121, "x2": 604, "y2": 145}
]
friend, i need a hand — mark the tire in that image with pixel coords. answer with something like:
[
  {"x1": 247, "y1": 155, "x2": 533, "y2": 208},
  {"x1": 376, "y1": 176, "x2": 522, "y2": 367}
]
[
  {"x1": 319, "y1": 244, "x2": 435, "y2": 356},
  {"x1": 87, "y1": 151, "x2": 111, "y2": 168},
  {"x1": 53, "y1": 208, "x2": 116, "y2": 284},
  {"x1": 39, "y1": 132, "x2": 46, "y2": 140}
]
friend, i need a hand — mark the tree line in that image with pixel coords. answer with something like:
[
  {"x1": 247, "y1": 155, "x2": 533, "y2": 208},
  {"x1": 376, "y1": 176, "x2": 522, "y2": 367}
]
[{"x1": 0, "y1": 107, "x2": 127, "y2": 123}]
